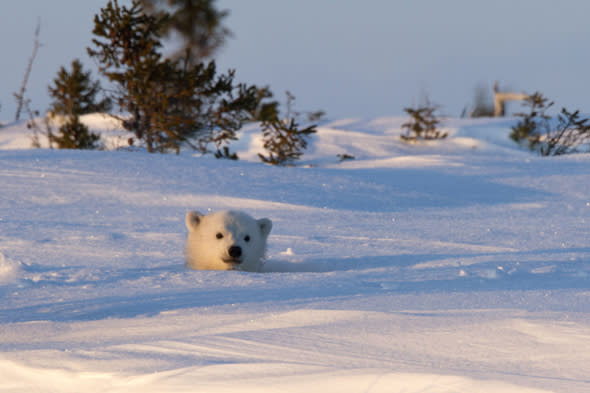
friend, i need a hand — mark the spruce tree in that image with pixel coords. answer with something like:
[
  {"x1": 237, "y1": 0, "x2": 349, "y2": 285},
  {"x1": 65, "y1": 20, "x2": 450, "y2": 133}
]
[
  {"x1": 140, "y1": 0, "x2": 231, "y2": 63},
  {"x1": 47, "y1": 59, "x2": 110, "y2": 149},
  {"x1": 510, "y1": 92, "x2": 553, "y2": 150},
  {"x1": 258, "y1": 117, "x2": 317, "y2": 166},
  {"x1": 257, "y1": 92, "x2": 318, "y2": 166},
  {"x1": 401, "y1": 104, "x2": 447, "y2": 142},
  {"x1": 48, "y1": 59, "x2": 111, "y2": 116},
  {"x1": 511, "y1": 93, "x2": 590, "y2": 156},
  {"x1": 87, "y1": 0, "x2": 257, "y2": 154},
  {"x1": 249, "y1": 86, "x2": 280, "y2": 122},
  {"x1": 544, "y1": 108, "x2": 590, "y2": 156},
  {"x1": 51, "y1": 116, "x2": 101, "y2": 149}
]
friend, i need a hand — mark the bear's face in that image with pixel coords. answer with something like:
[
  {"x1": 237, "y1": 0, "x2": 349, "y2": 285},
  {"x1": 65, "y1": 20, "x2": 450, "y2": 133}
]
[{"x1": 185, "y1": 210, "x2": 272, "y2": 271}]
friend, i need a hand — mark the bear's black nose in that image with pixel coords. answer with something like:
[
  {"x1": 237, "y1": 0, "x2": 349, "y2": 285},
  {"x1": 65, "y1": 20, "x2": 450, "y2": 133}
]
[{"x1": 228, "y1": 245, "x2": 242, "y2": 259}]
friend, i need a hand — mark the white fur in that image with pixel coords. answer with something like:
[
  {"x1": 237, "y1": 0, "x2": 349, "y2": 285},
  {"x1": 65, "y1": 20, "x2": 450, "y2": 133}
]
[{"x1": 184, "y1": 210, "x2": 272, "y2": 272}]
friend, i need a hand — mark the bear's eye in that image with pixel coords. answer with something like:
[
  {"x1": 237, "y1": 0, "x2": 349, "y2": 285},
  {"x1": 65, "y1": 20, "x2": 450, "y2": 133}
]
[
  {"x1": 216, "y1": 233, "x2": 224, "y2": 239},
  {"x1": 244, "y1": 235, "x2": 250, "y2": 242}
]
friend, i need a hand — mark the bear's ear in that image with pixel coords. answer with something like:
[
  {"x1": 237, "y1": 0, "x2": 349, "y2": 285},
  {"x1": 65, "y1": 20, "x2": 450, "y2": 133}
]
[
  {"x1": 257, "y1": 218, "x2": 272, "y2": 238},
  {"x1": 186, "y1": 211, "x2": 204, "y2": 232}
]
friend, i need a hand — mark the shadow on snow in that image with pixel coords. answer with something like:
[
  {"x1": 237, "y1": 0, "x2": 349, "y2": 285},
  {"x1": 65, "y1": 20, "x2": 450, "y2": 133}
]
[{"x1": 1, "y1": 248, "x2": 588, "y2": 324}]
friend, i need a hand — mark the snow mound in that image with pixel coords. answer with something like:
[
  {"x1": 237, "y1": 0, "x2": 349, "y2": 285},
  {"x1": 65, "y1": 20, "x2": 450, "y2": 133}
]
[{"x1": 0, "y1": 253, "x2": 20, "y2": 284}]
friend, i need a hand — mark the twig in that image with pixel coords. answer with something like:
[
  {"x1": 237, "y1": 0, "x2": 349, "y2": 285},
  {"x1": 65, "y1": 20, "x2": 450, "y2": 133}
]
[{"x1": 14, "y1": 20, "x2": 41, "y2": 121}]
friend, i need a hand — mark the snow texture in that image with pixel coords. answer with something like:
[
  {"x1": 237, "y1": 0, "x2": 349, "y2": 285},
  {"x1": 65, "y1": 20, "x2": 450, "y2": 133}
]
[{"x1": 0, "y1": 115, "x2": 589, "y2": 392}]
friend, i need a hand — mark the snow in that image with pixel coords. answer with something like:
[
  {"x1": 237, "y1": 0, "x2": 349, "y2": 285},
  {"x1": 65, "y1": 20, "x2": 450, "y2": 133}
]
[{"x1": 0, "y1": 115, "x2": 589, "y2": 392}]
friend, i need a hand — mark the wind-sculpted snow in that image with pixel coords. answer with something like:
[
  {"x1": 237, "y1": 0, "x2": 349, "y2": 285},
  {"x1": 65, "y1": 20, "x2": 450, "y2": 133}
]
[{"x1": 0, "y1": 117, "x2": 589, "y2": 392}]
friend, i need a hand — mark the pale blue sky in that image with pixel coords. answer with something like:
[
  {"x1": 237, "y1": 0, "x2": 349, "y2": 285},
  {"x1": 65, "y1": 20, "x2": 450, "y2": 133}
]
[{"x1": 2, "y1": 0, "x2": 589, "y2": 121}]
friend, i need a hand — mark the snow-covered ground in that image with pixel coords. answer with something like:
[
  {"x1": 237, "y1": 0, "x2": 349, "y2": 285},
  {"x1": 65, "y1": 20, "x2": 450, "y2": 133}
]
[{"x1": 0, "y1": 115, "x2": 589, "y2": 392}]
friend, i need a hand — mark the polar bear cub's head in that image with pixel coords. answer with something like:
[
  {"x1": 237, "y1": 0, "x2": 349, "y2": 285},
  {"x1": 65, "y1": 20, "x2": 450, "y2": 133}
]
[{"x1": 185, "y1": 210, "x2": 272, "y2": 272}]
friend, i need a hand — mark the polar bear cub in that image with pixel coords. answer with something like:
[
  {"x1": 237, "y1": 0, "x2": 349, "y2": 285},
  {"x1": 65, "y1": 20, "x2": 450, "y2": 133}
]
[{"x1": 185, "y1": 210, "x2": 272, "y2": 271}]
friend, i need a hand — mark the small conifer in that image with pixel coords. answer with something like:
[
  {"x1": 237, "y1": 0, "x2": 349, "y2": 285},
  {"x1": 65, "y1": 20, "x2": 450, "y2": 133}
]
[
  {"x1": 51, "y1": 116, "x2": 101, "y2": 149},
  {"x1": 401, "y1": 104, "x2": 447, "y2": 142},
  {"x1": 543, "y1": 108, "x2": 590, "y2": 156},
  {"x1": 511, "y1": 93, "x2": 590, "y2": 156},
  {"x1": 258, "y1": 117, "x2": 316, "y2": 166},
  {"x1": 48, "y1": 59, "x2": 111, "y2": 117},
  {"x1": 47, "y1": 59, "x2": 110, "y2": 149},
  {"x1": 510, "y1": 92, "x2": 553, "y2": 151}
]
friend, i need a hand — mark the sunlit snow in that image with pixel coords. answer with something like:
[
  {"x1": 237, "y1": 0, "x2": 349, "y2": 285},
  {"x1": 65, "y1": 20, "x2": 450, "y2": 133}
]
[{"x1": 0, "y1": 115, "x2": 589, "y2": 392}]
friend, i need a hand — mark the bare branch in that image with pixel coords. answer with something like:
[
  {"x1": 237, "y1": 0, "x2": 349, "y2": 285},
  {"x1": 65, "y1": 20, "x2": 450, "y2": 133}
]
[{"x1": 14, "y1": 20, "x2": 41, "y2": 121}]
